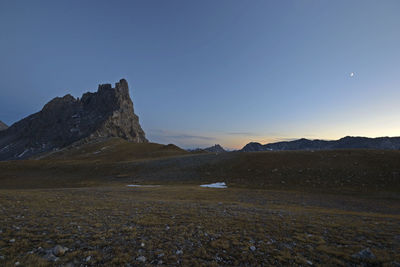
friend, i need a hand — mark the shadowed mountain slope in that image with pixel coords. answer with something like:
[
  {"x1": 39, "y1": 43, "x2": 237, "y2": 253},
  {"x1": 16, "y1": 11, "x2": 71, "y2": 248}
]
[
  {"x1": 0, "y1": 79, "x2": 147, "y2": 161},
  {"x1": 0, "y1": 121, "x2": 7, "y2": 131}
]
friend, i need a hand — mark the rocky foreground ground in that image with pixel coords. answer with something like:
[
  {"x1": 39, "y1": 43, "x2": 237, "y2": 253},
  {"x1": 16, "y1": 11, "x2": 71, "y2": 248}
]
[{"x1": 0, "y1": 185, "x2": 399, "y2": 266}]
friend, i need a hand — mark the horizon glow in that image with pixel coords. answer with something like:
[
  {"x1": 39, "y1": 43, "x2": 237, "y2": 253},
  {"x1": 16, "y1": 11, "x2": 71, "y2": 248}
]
[{"x1": 1, "y1": 0, "x2": 399, "y2": 150}]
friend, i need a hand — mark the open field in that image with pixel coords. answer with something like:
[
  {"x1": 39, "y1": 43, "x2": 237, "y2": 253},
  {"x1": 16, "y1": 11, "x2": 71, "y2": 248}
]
[
  {"x1": 0, "y1": 140, "x2": 400, "y2": 266},
  {"x1": 0, "y1": 138, "x2": 399, "y2": 194},
  {"x1": 0, "y1": 185, "x2": 399, "y2": 266}
]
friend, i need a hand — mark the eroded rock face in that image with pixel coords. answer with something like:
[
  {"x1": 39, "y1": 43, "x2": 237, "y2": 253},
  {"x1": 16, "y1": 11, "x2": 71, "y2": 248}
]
[
  {"x1": 0, "y1": 121, "x2": 7, "y2": 131},
  {"x1": 0, "y1": 79, "x2": 147, "y2": 160}
]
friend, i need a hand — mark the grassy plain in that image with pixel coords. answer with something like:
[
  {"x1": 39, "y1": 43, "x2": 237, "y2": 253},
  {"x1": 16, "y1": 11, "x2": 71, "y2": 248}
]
[{"x1": 0, "y1": 139, "x2": 399, "y2": 266}]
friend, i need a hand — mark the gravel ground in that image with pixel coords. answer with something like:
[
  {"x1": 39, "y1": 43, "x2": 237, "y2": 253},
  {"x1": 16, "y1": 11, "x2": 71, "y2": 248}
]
[{"x1": 0, "y1": 185, "x2": 399, "y2": 266}]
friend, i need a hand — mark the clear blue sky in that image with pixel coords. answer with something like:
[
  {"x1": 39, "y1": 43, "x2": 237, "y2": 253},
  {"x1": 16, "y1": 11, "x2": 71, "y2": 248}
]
[{"x1": 1, "y1": 0, "x2": 399, "y2": 149}]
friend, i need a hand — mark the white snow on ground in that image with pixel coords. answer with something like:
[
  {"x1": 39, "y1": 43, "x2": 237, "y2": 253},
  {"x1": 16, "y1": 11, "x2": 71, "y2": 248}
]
[
  {"x1": 200, "y1": 182, "x2": 227, "y2": 188},
  {"x1": 0, "y1": 145, "x2": 10, "y2": 152},
  {"x1": 17, "y1": 149, "x2": 29, "y2": 158},
  {"x1": 126, "y1": 185, "x2": 161, "y2": 187}
]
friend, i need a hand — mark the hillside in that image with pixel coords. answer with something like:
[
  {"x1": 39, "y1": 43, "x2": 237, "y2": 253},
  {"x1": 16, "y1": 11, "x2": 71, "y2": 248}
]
[
  {"x1": 38, "y1": 138, "x2": 187, "y2": 162},
  {"x1": 1, "y1": 147, "x2": 399, "y2": 194}
]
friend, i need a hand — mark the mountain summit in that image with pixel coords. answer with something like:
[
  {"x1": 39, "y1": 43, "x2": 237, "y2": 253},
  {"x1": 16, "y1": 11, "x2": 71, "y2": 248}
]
[{"x1": 0, "y1": 79, "x2": 147, "y2": 160}]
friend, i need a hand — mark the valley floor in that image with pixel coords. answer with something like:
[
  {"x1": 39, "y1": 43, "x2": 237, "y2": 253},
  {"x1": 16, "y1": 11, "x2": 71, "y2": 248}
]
[{"x1": 0, "y1": 185, "x2": 399, "y2": 266}]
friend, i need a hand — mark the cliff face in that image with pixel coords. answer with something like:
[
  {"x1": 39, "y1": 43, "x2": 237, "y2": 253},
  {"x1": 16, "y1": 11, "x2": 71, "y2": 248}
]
[
  {"x1": 0, "y1": 79, "x2": 147, "y2": 160},
  {"x1": 0, "y1": 121, "x2": 7, "y2": 131}
]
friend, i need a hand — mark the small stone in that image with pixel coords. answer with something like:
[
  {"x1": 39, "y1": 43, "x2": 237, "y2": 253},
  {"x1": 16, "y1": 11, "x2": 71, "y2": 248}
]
[
  {"x1": 157, "y1": 260, "x2": 163, "y2": 265},
  {"x1": 141, "y1": 242, "x2": 145, "y2": 247},
  {"x1": 157, "y1": 253, "x2": 164, "y2": 258},
  {"x1": 43, "y1": 252, "x2": 59, "y2": 262},
  {"x1": 165, "y1": 226, "x2": 170, "y2": 231},
  {"x1": 53, "y1": 245, "x2": 68, "y2": 256},
  {"x1": 176, "y1": 249, "x2": 183, "y2": 255},
  {"x1": 136, "y1": 256, "x2": 146, "y2": 263},
  {"x1": 85, "y1": 256, "x2": 92, "y2": 262},
  {"x1": 306, "y1": 260, "x2": 313, "y2": 265},
  {"x1": 10, "y1": 239, "x2": 15, "y2": 243},
  {"x1": 352, "y1": 248, "x2": 376, "y2": 260},
  {"x1": 15, "y1": 262, "x2": 20, "y2": 266},
  {"x1": 250, "y1": 246, "x2": 256, "y2": 251}
]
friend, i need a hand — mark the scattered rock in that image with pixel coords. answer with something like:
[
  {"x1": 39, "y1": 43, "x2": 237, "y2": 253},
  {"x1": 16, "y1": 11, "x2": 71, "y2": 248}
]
[
  {"x1": 249, "y1": 246, "x2": 256, "y2": 251},
  {"x1": 85, "y1": 256, "x2": 92, "y2": 262},
  {"x1": 136, "y1": 256, "x2": 146, "y2": 263},
  {"x1": 176, "y1": 249, "x2": 183, "y2": 255},
  {"x1": 43, "y1": 252, "x2": 59, "y2": 262},
  {"x1": 53, "y1": 245, "x2": 68, "y2": 256},
  {"x1": 352, "y1": 248, "x2": 376, "y2": 260},
  {"x1": 9, "y1": 239, "x2": 15, "y2": 243}
]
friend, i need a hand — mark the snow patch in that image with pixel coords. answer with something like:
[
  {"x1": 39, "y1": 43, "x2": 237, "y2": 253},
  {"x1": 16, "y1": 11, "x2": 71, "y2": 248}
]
[
  {"x1": 17, "y1": 149, "x2": 29, "y2": 158},
  {"x1": 200, "y1": 182, "x2": 227, "y2": 188},
  {"x1": 0, "y1": 145, "x2": 10, "y2": 152},
  {"x1": 126, "y1": 185, "x2": 161, "y2": 188}
]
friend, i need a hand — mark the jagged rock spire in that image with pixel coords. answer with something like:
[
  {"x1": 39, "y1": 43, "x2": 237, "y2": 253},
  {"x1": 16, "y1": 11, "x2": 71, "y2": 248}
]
[{"x1": 0, "y1": 79, "x2": 147, "y2": 160}]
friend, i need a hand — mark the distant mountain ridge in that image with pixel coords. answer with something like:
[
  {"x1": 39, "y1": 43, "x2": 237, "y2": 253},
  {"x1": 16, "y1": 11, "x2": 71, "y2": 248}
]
[
  {"x1": 0, "y1": 79, "x2": 147, "y2": 161},
  {"x1": 0, "y1": 121, "x2": 7, "y2": 131},
  {"x1": 241, "y1": 136, "x2": 400, "y2": 151},
  {"x1": 204, "y1": 144, "x2": 226, "y2": 153},
  {"x1": 188, "y1": 144, "x2": 226, "y2": 153}
]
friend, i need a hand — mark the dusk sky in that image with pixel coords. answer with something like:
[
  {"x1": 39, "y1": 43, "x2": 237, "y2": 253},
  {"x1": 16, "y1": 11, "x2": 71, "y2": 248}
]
[{"x1": 1, "y1": 0, "x2": 399, "y2": 149}]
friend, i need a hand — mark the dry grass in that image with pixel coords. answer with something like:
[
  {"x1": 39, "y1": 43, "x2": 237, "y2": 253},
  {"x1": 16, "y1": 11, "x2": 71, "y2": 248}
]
[
  {"x1": 37, "y1": 138, "x2": 189, "y2": 162},
  {"x1": 0, "y1": 185, "x2": 399, "y2": 266},
  {"x1": 1, "y1": 141, "x2": 399, "y2": 195},
  {"x1": 0, "y1": 141, "x2": 399, "y2": 265}
]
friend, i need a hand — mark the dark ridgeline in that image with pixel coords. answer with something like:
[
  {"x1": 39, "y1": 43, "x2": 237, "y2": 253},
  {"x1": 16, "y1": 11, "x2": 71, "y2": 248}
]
[
  {"x1": 241, "y1": 136, "x2": 400, "y2": 152},
  {"x1": 0, "y1": 79, "x2": 147, "y2": 161}
]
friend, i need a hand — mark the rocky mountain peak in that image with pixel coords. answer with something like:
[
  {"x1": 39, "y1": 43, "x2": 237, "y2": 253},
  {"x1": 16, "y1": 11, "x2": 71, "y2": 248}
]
[
  {"x1": 0, "y1": 79, "x2": 147, "y2": 160},
  {"x1": 42, "y1": 94, "x2": 77, "y2": 112}
]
